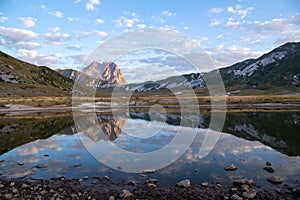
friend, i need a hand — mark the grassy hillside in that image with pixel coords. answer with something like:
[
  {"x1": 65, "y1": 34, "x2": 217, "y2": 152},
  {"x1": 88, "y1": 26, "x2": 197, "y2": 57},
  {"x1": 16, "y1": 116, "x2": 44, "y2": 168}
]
[{"x1": 0, "y1": 51, "x2": 74, "y2": 97}]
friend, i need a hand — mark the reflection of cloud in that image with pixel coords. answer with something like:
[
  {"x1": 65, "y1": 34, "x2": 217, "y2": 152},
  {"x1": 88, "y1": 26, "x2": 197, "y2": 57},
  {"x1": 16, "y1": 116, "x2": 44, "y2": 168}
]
[{"x1": 17, "y1": 137, "x2": 63, "y2": 156}]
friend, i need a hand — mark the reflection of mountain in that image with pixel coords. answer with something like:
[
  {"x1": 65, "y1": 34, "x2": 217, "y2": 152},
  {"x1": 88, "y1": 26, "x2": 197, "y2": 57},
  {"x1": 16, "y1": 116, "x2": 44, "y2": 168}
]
[
  {"x1": 82, "y1": 114, "x2": 128, "y2": 142},
  {"x1": 0, "y1": 113, "x2": 74, "y2": 155},
  {"x1": 112, "y1": 112, "x2": 300, "y2": 156}
]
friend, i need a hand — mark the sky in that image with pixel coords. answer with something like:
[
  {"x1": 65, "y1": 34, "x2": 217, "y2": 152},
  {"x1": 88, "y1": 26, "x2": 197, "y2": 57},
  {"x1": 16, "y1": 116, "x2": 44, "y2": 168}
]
[{"x1": 0, "y1": 0, "x2": 299, "y2": 79}]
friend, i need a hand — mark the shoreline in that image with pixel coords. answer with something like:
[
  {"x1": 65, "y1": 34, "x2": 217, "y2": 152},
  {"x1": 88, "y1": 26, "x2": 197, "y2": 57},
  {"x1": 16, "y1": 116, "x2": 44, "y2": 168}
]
[
  {"x1": 0, "y1": 177, "x2": 299, "y2": 199},
  {"x1": 0, "y1": 103, "x2": 300, "y2": 114}
]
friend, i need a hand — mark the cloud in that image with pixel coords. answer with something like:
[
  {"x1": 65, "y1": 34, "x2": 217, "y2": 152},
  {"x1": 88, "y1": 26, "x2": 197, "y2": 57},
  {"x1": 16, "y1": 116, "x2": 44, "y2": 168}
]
[
  {"x1": 206, "y1": 44, "x2": 262, "y2": 67},
  {"x1": 45, "y1": 32, "x2": 71, "y2": 45},
  {"x1": 95, "y1": 18, "x2": 104, "y2": 24},
  {"x1": 0, "y1": 26, "x2": 38, "y2": 43},
  {"x1": 49, "y1": 11, "x2": 64, "y2": 18},
  {"x1": 67, "y1": 54, "x2": 87, "y2": 64},
  {"x1": 95, "y1": 30, "x2": 108, "y2": 37},
  {"x1": 248, "y1": 18, "x2": 293, "y2": 35},
  {"x1": 0, "y1": 16, "x2": 8, "y2": 23},
  {"x1": 40, "y1": 4, "x2": 46, "y2": 9},
  {"x1": 209, "y1": 7, "x2": 224, "y2": 14},
  {"x1": 17, "y1": 49, "x2": 62, "y2": 67},
  {"x1": 161, "y1": 10, "x2": 175, "y2": 17},
  {"x1": 114, "y1": 15, "x2": 139, "y2": 28},
  {"x1": 86, "y1": 0, "x2": 100, "y2": 11},
  {"x1": 210, "y1": 19, "x2": 222, "y2": 27},
  {"x1": 19, "y1": 17, "x2": 36, "y2": 28},
  {"x1": 16, "y1": 41, "x2": 41, "y2": 50},
  {"x1": 48, "y1": 26, "x2": 60, "y2": 32},
  {"x1": 66, "y1": 44, "x2": 82, "y2": 50}
]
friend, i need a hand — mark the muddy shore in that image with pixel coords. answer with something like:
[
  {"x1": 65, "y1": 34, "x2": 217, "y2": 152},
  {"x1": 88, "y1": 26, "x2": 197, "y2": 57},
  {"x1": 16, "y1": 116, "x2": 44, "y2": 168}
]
[{"x1": 0, "y1": 177, "x2": 299, "y2": 200}]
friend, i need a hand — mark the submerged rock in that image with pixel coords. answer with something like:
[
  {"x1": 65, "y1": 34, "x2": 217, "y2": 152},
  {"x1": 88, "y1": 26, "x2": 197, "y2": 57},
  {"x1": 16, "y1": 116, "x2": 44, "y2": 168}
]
[
  {"x1": 35, "y1": 164, "x2": 47, "y2": 169},
  {"x1": 176, "y1": 179, "x2": 190, "y2": 188},
  {"x1": 145, "y1": 179, "x2": 157, "y2": 184},
  {"x1": 233, "y1": 179, "x2": 255, "y2": 186},
  {"x1": 267, "y1": 177, "x2": 283, "y2": 184},
  {"x1": 264, "y1": 166, "x2": 275, "y2": 173},
  {"x1": 266, "y1": 161, "x2": 272, "y2": 166},
  {"x1": 201, "y1": 182, "x2": 209, "y2": 187},
  {"x1": 224, "y1": 164, "x2": 237, "y2": 171},
  {"x1": 143, "y1": 169, "x2": 156, "y2": 173}
]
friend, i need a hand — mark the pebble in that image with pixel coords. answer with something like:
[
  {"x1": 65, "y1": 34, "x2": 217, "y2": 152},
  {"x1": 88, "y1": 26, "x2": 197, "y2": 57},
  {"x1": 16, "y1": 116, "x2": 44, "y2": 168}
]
[
  {"x1": 72, "y1": 164, "x2": 82, "y2": 168},
  {"x1": 266, "y1": 161, "x2": 272, "y2": 166},
  {"x1": 104, "y1": 176, "x2": 110, "y2": 180},
  {"x1": 145, "y1": 179, "x2": 157, "y2": 184},
  {"x1": 108, "y1": 196, "x2": 115, "y2": 200},
  {"x1": 143, "y1": 169, "x2": 156, "y2": 173},
  {"x1": 194, "y1": 169, "x2": 199, "y2": 173},
  {"x1": 224, "y1": 164, "x2": 237, "y2": 171},
  {"x1": 4, "y1": 193, "x2": 12, "y2": 200},
  {"x1": 119, "y1": 190, "x2": 132, "y2": 198},
  {"x1": 127, "y1": 180, "x2": 136, "y2": 186},
  {"x1": 10, "y1": 187, "x2": 18, "y2": 193},
  {"x1": 230, "y1": 187, "x2": 238, "y2": 192},
  {"x1": 242, "y1": 190, "x2": 256, "y2": 199},
  {"x1": 0, "y1": 184, "x2": 5, "y2": 188},
  {"x1": 9, "y1": 182, "x2": 15, "y2": 187},
  {"x1": 241, "y1": 184, "x2": 249, "y2": 192},
  {"x1": 139, "y1": 174, "x2": 146, "y2": 177},
  {"x1": 83, "y1": 176, "x2": 89, "y2": 179},
  {"x1": 147, "y1": 183, "x2": 157, "y2": 188},
  {"x1": 263, "y1": 166, "x2": 275, "y2": 173},
  {"x1": 201, "y1": 182, "x2": 209, "y2": 187},
  {"x1": 176, "y1": 179, "x2": 190, "y2": 188},
  {"x1": 230, "y1": 194, "x2": 243, "y2": 200},
  {"x1": 233, "y1": 179, "x2": 255, "y2": 186},
  {"x1": 35, "y1": 164, "x2": 47, "y2": 169},
  {"x1": 267, "y1": 176, "x2": 283, "y2": 184},
  {"x1": 17, "y1": 162, "x2": 24, "y2": 166}
]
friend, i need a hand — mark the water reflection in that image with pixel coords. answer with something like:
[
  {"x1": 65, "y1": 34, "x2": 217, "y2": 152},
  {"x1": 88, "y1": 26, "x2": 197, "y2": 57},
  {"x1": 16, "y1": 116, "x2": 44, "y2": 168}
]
[{"x1": 0, "y1": 111, "x2": 299, "y2": 185}]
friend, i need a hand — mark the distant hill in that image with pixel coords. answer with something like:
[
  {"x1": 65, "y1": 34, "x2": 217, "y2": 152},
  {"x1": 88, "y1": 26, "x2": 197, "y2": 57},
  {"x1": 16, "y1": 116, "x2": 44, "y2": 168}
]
[{"x1": 0, "y1": 51, "x2": 74, "y2": 97}]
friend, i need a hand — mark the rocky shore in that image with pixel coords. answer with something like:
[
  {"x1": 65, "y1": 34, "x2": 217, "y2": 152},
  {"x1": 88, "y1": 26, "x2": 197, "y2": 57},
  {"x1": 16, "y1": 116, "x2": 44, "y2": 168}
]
[{"x1": 0, "y1": 177, "x2": 299, "y2": 200}]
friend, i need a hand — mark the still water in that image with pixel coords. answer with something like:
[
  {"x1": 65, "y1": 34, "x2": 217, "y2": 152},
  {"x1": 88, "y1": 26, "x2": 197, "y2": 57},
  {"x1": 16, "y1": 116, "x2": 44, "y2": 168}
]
[{"x1": 0, "y1": 110, "x2": 299, "y2": 186}]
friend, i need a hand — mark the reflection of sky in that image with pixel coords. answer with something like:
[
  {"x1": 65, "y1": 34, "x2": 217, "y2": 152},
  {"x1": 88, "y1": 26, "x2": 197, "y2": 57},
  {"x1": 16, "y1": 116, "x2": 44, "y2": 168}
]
[
  {"x1": 0, "y1": 115, "x2": 299, "y2": 186},
  {"x1": 115, "y1": 49, "x2": 196, "y2": 83}
]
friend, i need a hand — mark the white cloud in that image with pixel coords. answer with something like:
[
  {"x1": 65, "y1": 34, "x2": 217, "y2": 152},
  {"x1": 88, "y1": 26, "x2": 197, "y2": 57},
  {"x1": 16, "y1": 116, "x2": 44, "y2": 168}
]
[
  {"x1": 16, "y1": 41, "x2": 41, "y2": 50},
  {"x1": 86, "y1": 0, "x2": 100, "y2": 11},
  {"x1": 161, "y1": 10, "x2": 175, "y2": 17},
  {"x1": 95, "y1": 30, "x2": 108, "y2": 37},
  {"x1": 74, "y1": 0, "x2": 81, "y2": 3},
  {"x1": 0, "y1": 16, "x2": 8, "y2": 23},
  {"x1": 95, "y1": 18, "x2": 104, "y2": 24},
  {"x1": 41, "y1": 4, "x2": 46, "y2": 9},
  {"x1": 137, "y1": 24, "x2": 146, "y2": 29},
  {"x1": 66, "y1": 44, "x2": 82, "y2": 50},
  {"x1": 49, "y1": 11, "x2": 64, "y2": 18},
  {"x1": 207, "y1": 45, "x2": 262, "y2": 67},
  {"x1": 17, "y1": 49, "x2": 62, "y2": 67},
  {"x1": 114, "y1": 15, "x2": 139, "y2": 28},
  {"x1": 45, "y1": 32, "x2": 70, "y2": 45},
  {"x1": 183, "y1": 26, "x2": 189, "y2": 30},
  {"x1": 0, "y1": 26, "x2": 38, "y2": 43},
  {"x1": 227, "y1": 6, "x2": 235, "y2": 13},
  {"x1": 209, "y1": 7, "x2": 224, "y2": 14},
  {"x1": 248, "y1": 18, "x2": 293, "y2": 34},
  {"x1": 19, "y1": 17, "x2": 36, "y2": 28},
  {"x1": 48, "y1": 26, "x2": 60, "y2": 32},
  {"x1": 210, "y1": 19, "x2": 222, "y2": 27},
  {"x1": 68, "y1": 17, "x2": 74, "y2": 22}
]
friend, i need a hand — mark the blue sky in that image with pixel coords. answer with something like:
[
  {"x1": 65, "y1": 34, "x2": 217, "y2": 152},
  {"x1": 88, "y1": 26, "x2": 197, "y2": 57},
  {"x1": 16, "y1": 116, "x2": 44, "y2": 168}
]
[{"x1": 0, "y1": 0, "x2": 299, "y2": 73}]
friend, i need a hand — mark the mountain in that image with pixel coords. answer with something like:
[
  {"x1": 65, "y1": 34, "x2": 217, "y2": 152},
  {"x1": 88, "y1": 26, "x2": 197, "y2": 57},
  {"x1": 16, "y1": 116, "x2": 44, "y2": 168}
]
[
  {"x1": 57, "y1": 62, "x2": 127, "y2": 89},
  {"x1": 124, "y1": 42, "x2": 300, "y2": 94},
  {"x1": 219, "y1": 42, "x2": 300, "y2": 94},
  {"x1": 0, "y1": 51, "x2": 74, "y2": 97}
]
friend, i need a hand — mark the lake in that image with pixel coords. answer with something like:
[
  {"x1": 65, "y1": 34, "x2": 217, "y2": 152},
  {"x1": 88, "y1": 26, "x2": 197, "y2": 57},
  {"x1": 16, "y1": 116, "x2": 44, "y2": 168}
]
[{"x1": 0, "y1": 109, "x2": 299, "y2": 187}]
